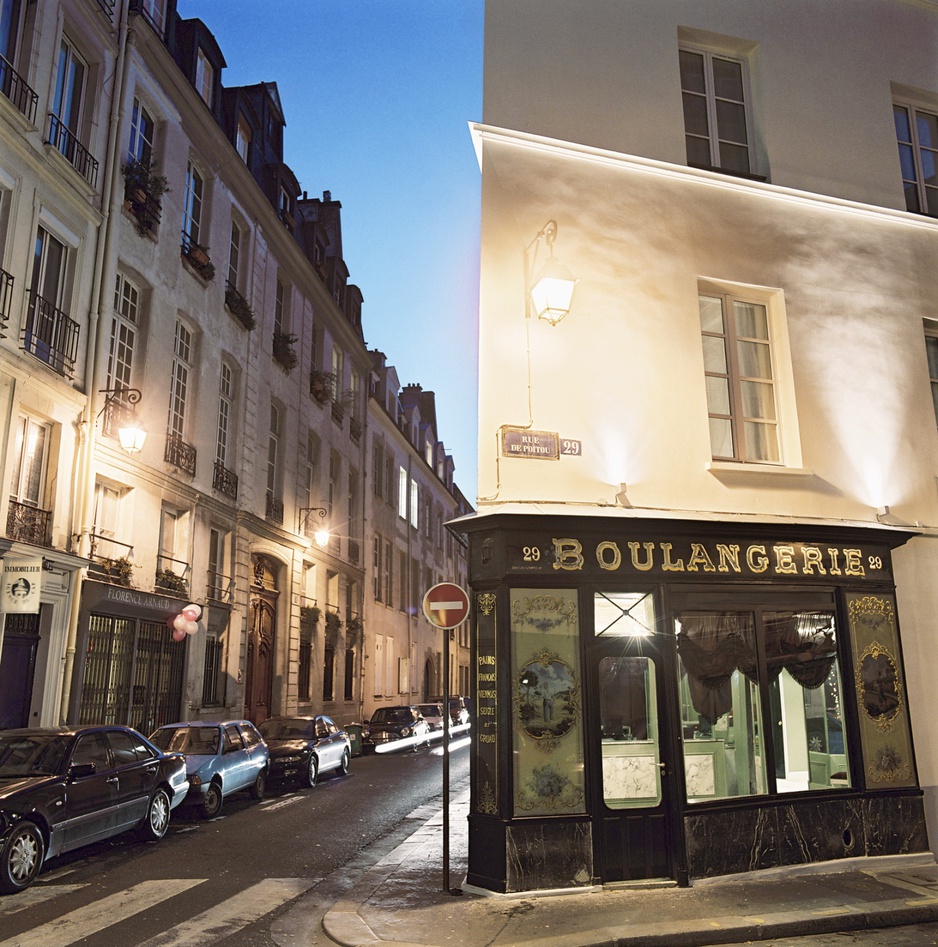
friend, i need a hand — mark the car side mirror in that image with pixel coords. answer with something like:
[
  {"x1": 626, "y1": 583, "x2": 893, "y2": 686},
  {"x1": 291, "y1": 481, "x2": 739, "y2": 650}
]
[{"x1": 69, "y1": 762, "x2": 96, "y2": 779}]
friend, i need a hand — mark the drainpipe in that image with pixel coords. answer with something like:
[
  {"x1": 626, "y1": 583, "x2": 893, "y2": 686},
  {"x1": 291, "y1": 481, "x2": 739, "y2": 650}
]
[{"x1": 60, "y1": 0, "x2": 132, "y2": 722}]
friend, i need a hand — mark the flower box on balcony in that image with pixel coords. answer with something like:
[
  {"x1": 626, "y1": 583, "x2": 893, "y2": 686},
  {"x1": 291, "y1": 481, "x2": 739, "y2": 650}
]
[
  {"x1": 122, "y1": 157, "x2": 169, "y2": 237},
  {"x1": 273, "y1": 331, "x2": 298, "y2": 372},
  {"x1": 225, "y1": 285, "x2": 256, "y2": 330},
  {"x1": 181, "y1": 240, "x2": 215, "y2": 281},
  {"x1": 310, "y1": 370, "x2": 334, "y2": 404}
]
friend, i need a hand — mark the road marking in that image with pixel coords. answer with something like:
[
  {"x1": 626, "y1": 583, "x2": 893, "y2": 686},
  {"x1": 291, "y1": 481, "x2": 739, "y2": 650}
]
[
  {"x1": 0, "y1": 885, "x2": 86, "y2": 916},
  {"x1": 262, "y1": 796, "x2": 305, "y2": 812},
  {"x1": 0, "y1": 879, "x2": 205, "y2": 947},
  {"x1": 134, "y1": 878, "x2": 313, "y2": 947}
]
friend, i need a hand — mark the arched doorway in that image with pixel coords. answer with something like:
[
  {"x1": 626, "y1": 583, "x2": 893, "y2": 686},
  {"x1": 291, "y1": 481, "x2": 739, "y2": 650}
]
[
  {"x1": 423, "y1": 656, "x2": 435, "y2": 700},
  {"x1": 246, "y1": 555, "x2": 279, "y2": 724}
]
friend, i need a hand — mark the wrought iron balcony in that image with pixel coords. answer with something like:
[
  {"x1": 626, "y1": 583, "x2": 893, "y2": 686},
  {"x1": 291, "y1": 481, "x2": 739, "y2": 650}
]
[
  {"x1": 349, "y1": 416, "x2": 362, "y2": 443},
  {"x1": 213, "y1": 460, "x2": 239, "y2": 500},
  {"x1": 46, "y1": 114, "x2": 98, "y2": 187},
  {"x1": 0, "y1": 54, "x2": 37, "y2": 123},
  {"x1": 266, "y1": 490, "x2": 284, "y2": 524},
  {"x1": 23, "y1": 291, "x2": 80, "y2": 378},
  {"x1": 224, "y1": 283, "x2": 256, "y2": 330},
  {"x1": 155, "y1": 556, "x2": 189, "y2": 596},
  {"x1": 96, "y1": 0, "x2": 116, "y2": 18},
  {"x1": 164, "y1": 433, "x2": 197, "y2": 475},
  {"x1": 7, "y1": 499, "x2": 52, "y2": 547},
  {"x1": 0, "y1": 267, "x2": 13, "y2": 337},
  {"x1": 331, "y1": 399, "x2": 344, "y2": 425},
  {"x1": 206, "y1": 569, "x2": 233, "y2": 603}
]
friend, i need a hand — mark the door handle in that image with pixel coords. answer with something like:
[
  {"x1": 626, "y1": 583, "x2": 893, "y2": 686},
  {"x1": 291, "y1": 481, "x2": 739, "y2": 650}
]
[
  {"x1": 657, "y1": 762, "x2": 667, "y2": 775},
  {"x1": 106, "y1": 776, "x2": 119, "y2": 784}
]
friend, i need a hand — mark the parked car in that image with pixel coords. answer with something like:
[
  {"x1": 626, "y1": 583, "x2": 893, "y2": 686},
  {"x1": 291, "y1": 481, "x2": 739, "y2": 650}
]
[
  {"x1": 417, "y1": 703, "x2": 445, "y2": 732},
  {"x1": 361, "y1": 706, "x2": 430, "y2": 752},
  {"x1": 0, "y1": 725, "x2": 188, "y2": 894},
  {"x1": 258, "y1": 715, "x2": 350, "y2": 786},
  {"x1": 149, "y1": 720, "x2": 268, "y2": 818},
  {"x1": 428, "y1": 695, "x2": 470, "y2": 726}
]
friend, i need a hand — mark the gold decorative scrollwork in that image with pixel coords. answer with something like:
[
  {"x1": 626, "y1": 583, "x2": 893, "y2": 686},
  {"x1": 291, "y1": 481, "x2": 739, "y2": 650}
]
[
  {"x1": 477, "y1": 592, "x2": 496, "y2": 616},
  {"x1": 478, "y1": 781, "x2": 497, "y2": 815},
  {"x1": 515, "y1": 763, "x2": 585, "y2": 812},
  {"x1": 855, "y1": 640, "x2": 903, "y2": 733},
  {"x1": 848, "y1": 595, "x2": 895, "y2": 631}
]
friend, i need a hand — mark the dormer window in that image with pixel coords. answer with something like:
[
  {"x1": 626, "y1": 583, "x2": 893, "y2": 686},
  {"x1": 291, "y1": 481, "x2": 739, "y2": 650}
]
[
  {"x1": 195, "y1": 48, "x2": 214, "y2": 107},
  {"x1": 235, "y1": 115, "x2": 251, "y2": 164},
  {"x1": 278, "y1": 184, "x2": 292, "y2": 223}
]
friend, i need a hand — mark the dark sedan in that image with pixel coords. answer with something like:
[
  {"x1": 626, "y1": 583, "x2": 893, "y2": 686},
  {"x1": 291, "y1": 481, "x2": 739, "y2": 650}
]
[
  {"x1": 361, "y1": 706, "x2": 430, "y2": 753},
  {"x1": 258, "y1": 715, "x2": 350, "y2": 787},
  {"x1": 0, "y1": 726, "x2": 188, "y2": 894}
]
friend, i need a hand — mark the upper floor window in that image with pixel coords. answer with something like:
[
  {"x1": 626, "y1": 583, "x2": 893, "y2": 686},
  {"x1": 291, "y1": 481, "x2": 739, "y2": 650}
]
[
  {"x1": 894, "y1": 102, "x2": 937, "y2": 217},
  {"x1": 409, "y1": 479, "x2": 419, "y2": 530},
  {"x1": 128, "y1": 97, "x2": 154, "y2": 164},
  {"x1": 216, "y1": 360, "x2": 233, "y2": 467},
  {"x1": 140, "y1": 0, "x2": 166, "y2": 34},
  {"x1": 107, "y1": 273, "x2": 141, "y2": 395},
  {"x1": 168, "y1": 321, "x2": 192, "y2": 439},
  {"x1": 925, "y1": 329, "x2": 938, "y2": 427},
  {"x1": 26, "y1": 224, "x2": 79, "y2": 376},
  {"x1": 236, "y1": 114, "x2": 251, "y2": 164},
  {"x1": 195, "y1": 47, "x2": 213, "y2": 107},
  {"x1": 267, "y1": 403, "x2": 281, "y2": 496},
  {"x1": 9, "y1": 414, "x2": 49, "y2": 509},
  {"x1": 398, "y1": 466, "x2": 407, "y2": 519},
  {"x1": 331, "y1": 346, "x2": 344, "y2": 401},
  {"x1": 182, "y1": 160, "x2": 203, "y2": 245},
  {"x1": 53, "y1": 36, "x2": 86, "y2": 140},
  {"x1": 227, "y1": 220, "x2": 242, "y2": 290},
  {"x1": 700, "y1": 292, "x2": 777, "y2": 463},
  {"x1": 274, "y1": 278, "x2": 287, "y2": 334},
  {"x1": 680, "y1": 46, "x2": 751, "y2": 175}
]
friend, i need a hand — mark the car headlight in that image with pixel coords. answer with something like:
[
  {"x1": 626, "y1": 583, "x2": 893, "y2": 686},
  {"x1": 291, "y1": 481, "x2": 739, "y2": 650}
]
[
  {"x1": 279, "y1": 754, "x2": 303, "y2": 764},
  {"x1": 401, "y1": 727, "x2": 412, "y2": 737}
]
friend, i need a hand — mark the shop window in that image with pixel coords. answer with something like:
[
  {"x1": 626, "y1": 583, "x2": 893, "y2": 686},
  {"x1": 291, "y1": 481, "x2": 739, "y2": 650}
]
[{"x1": 675, "y1": 609, "x2": 849, "y2": 802}]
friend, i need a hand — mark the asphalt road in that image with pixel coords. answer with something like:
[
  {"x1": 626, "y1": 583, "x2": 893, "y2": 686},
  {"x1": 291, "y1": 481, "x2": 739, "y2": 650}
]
[{"x1": 0, "y1": 735, "x2": 470, "y2": 947}]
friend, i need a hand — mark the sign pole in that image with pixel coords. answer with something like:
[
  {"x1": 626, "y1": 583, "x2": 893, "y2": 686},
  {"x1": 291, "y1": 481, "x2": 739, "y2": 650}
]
[
  {"x1": 442, "y1": 618, "x2": 450, "y2": 893},
  {"x1": 422, "y1": 582, "x2": 470, "y2": 897}
]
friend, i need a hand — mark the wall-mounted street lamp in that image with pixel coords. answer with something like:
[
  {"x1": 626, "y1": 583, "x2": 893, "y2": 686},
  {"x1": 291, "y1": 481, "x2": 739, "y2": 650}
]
[
  {"x1": 98, "y1": 387, "x2": 147, "y2": 455},
  {"x1": 299, "y1": 507, "x2": 330, "y2": 548},
  {"x1": 525, "y1": 219, "x2": 578, "y2": 326}
]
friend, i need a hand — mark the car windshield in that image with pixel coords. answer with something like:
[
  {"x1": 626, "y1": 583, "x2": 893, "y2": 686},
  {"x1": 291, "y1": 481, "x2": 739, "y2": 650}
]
[
  {"x1": 260, "y1": 719, "x2": 314, "y2": 740},
  {"x1": 0, "y1": 733, "x2": 70, "y2": 776},
  {"x1": 371, "y1": 708, "x2": 413, "y2": 724},
  {"x1": 150, "y1": 726, "x2": 219, "y2": 755},
  {"x1": 419, "y1": 705, "x2": 440, "y2": 716}
]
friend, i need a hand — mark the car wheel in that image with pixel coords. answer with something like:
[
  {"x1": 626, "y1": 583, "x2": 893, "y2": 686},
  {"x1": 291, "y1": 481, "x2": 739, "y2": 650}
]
[
  {"x1": 202, "y1": 782, "x2": 223, "y2": 819},
  {"x1": 249, "y1": 770, "x2": 266, "y2": 801},
  {"x1": 139, "y1": 787, "x2": 171, "y2": 841},
  {"x1": 338, "y1": 749, "x2": 350, "y2": 776},
  {"x1": 305, "y1": 755, "x2": 318, "y2": 788},
  {"x1": 0, "y1": 821, "x2": 45, "y2": 894}
]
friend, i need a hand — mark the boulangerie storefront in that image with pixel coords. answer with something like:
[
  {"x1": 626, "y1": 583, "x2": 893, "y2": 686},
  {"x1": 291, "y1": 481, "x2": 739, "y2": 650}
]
[{"x1": 459, "y1": 513, "x2": 930, "y2": 893}]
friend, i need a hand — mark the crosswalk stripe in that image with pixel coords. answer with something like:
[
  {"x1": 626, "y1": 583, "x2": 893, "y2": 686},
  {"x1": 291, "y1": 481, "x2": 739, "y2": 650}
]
[
  {"x1": 0, "y1": 885, "x2": 86, "y2": 916},
  {"x1": 0, "y1": 879, "x2": 205, "y2": 947},
  {"x1": 134, "y1": 878, "x2": 314, "y2": 947}
]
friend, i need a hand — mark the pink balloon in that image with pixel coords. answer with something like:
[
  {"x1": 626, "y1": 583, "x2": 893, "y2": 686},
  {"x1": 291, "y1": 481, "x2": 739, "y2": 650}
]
[
  {"x1": 166, "y1": 616, "x2": 176, "y2": 630},
  {"x1": 182, "y1": 606, "x2": 200, "y2": 621},
  {"x1": 173, "y1": 614, "x2": 188, "y2": 631},
  {"x1": 185, "y1": 620, "x2": 198, "y2": 635},
  {"x1": 172, "y1": 628, "x2": 187, "y2": 642}
]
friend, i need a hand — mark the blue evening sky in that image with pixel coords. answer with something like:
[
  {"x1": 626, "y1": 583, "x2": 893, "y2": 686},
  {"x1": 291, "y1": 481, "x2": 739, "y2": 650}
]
[{"x1": 177, "y1": 1, "x2": 483, "y2": 503}]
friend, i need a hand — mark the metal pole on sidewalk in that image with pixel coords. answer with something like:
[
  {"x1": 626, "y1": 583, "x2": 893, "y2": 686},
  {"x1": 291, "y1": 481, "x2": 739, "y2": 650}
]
[{"x1": 442, "y1": 621, "x2": 450, "y2": 893}]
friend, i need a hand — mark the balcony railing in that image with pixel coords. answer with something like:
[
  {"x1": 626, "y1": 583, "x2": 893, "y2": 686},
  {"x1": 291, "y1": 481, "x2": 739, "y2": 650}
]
[
  {"x1": 7, "y1": 499, "x2": 52, "y2": 547},
  {"x1": 213, "y1": 460, "x2": 238, "y2": 500},
  {"x1": 266, "y1": 491, "x2": 284, "y2": 524},
  {"x1": 164, "y1": 433, "x2": 197, "y2": 475},
  {"x1": 0, "y1": 267, "x2": 13, "y2": 337},
  {"x1": 0, "y1": 54, "x2": 37, "y2": 123},
  {"x1": 349, "y1": 416, "x2": 362, "y2": 443},
  {"x1": 206, "y1": 569, "x2": 233, "y2": 603},
  {"x1": 331, "y1": 399, "x2": 344, "y2": 425},
  {"x1": 95, "y1": 0, "x2": 116, "y2": 18},
  {"x1": 23, "y1": 291, "x2": 80, "y2": 378},
  {"x1": 224, "y1": 283, "x2": 255, "y2": 330},
  {"x1": 156, "y1": 555, "x2": 190, "y2": 596},
  {"x1": 46, "y1": 114, "x2": 98, "y2": 187},
  {"x1": 88, "y1": 534, "x2": 135, "y2": 586}
]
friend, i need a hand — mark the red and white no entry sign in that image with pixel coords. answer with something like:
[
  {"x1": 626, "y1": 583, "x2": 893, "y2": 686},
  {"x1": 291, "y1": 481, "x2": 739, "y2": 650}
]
[{"x1": 422, "y1": 582, "x2": 470, "y2": 629}]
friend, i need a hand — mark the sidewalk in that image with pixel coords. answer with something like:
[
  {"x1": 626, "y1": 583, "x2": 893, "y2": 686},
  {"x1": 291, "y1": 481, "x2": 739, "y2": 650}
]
[{"x1": 322, "y1": 791, "x2": 938, "y2": 947}]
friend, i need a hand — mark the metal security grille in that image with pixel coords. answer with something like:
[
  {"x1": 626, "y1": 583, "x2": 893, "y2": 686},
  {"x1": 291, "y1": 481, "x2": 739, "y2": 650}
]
[{"x1": 79, "y1": 614, "x2": 184, "y2": 732}]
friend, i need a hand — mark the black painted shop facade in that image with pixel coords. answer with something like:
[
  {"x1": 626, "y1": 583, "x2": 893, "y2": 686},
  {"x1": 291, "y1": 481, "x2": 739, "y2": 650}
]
[{"x1": 460, "y1": 515, "x2": 929, "y2": 893}]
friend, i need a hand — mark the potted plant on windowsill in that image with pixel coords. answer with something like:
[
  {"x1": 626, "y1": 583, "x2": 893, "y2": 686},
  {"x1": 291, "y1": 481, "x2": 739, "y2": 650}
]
[
  {"x1": 225, "y1": 284, "x2": 256, "y2": 330},
  {"x1": 181, "y1": 240, "x2": 215, "y2": 281},
  {"x1": 309, "y1": 369, "x2": 334, "y2": 404},
  {"x1": 272, "y1": 331, "x2": 298, "y2": 372},
  {"x1": 300, "y1": 605, "x2": 321, "y2": 625},
  {"x1": 104, "y1": 556, "x2": 135, "y2": 588},
  {"x1": 155, "y1": 568, "x2": 188, "y2": 596},
  {"x1": 122, "y1": 157, "x2": 169, "y2": 237}
]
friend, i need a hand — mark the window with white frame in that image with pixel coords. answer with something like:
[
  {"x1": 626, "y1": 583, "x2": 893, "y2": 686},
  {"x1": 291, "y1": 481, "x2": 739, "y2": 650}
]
[
  {"x1": 679, "y1": 46, "x2": 751, "y2": 175},
  {"x1": 373, "y1": 535, "x2": 381, "y2": 600},
  {"x1": 409, "y1": 479, "x2": 419, "y2": 529},
  {"x1": 52, "y1": 35, "x2": 87, "y2": 141},
  {"x1": 267, "y1": 403, "x2": 280, "y2": 497},
  {"x1": 195, "y1": 47, "x2": 213, "y2": 107},
  {"x1": 92, "y1": 482, "x2": 122, "y2": 540},
  {"x1": 925, "y1": 328, "x2": 938, "y2": 426},
  {"x1": 328, "y1": 451, "x2": 339, "y2": 516},
  {"x1": 386, "y1": 454, "x2": 395, "y2": 507},
  {"x1": 216, "y1": 360, "x2": 233, "y2": 467},
  {"x1": 235, "y1": 113, "x2": 251, "y2": 164},
  {"x1": 208, "y1": 525, "x2": 230, "y2": 602},
  {"x1": 305, "y1": 431, "x2": 320, "y2": 509},
  {"x1": 349, "y1": 370, "x2": 361, "y2": 423},
  {"x1": 700, "y1": 292, "x2": 778, "y2": 463},
  {"x1": 108, "y1": 273, "x2": 140, "y2": 394},
  {"x1": 128, "y1": 97, "x2": 154, "y2": 164},
  {"x1": 274, "y1": 277, "x2": 288, "y2": 334},
  {"x1": 894, "y1": 102, "x2": 938, "y2": 217},
  {"x1": 182, "y1": 160, "x2": 203, "y2": 246},
  {"x1": 140, "y1": 0, "x2": 166, "y2": 33},
  {"x1": 9, "y1": 414, "x2": 49, "y2": 509},
  {"x1": 398, "y1": 466, "x2": 407, "y2": 519},
  {"x1": 227, "y1": 221, "x2": 242, "y2": 290},
  {"x1": 331, "y1": 346, "x2": 344, "y2": 401},
  {"x1": 383, "y1": 539, "x2": 393, "y2": 607},
  {"x1": 168, "y1": 321, "x2": 192, "y2": 440}
]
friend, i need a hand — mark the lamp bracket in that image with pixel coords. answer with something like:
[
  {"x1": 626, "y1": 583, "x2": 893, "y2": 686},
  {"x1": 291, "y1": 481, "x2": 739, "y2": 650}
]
[
  {"x1": 298, "y1": 506, "x2": 328, "y2": 533},
  {"x1": 97, "y1": 386, "x2": 142, "y2": 420}
]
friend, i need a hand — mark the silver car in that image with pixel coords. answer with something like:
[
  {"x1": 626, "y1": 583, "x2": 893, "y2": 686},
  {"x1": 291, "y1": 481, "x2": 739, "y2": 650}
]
[{"x1": 149, "y1": 720, "x2": 268, "y2": 818}]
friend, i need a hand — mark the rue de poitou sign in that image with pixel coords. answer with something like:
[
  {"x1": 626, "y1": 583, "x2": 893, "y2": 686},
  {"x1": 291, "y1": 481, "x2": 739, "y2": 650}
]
[{"x1": 496, "y1": 533, "x2": 895, "y2": 583}]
